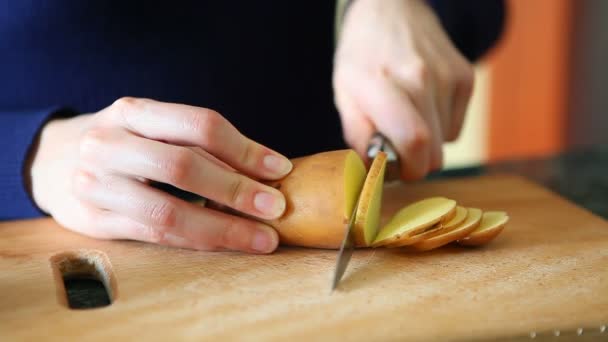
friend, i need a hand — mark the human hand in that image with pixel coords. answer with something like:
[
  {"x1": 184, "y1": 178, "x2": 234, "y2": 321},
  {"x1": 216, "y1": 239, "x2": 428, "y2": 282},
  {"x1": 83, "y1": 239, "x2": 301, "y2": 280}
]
[
  {"x1": 333, "y1": 0, "x2": 475, "y2": 180},
  {"x1": 28, "y1": 97, "x2": 293, "y2": 254}
]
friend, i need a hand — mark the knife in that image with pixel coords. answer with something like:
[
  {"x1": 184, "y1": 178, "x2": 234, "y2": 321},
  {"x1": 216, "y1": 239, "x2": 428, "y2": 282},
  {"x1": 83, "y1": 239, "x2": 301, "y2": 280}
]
[{"x1": 331, "y1": 132, "x2": 400, "y2": 292}]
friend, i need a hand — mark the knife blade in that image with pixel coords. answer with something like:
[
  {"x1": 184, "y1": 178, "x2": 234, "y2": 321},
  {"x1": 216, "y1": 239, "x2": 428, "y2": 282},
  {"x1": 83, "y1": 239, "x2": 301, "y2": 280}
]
[
  {"x1": 330, "y1": 132, "x2": 400, "y2": 292},
  {"x1": 330, "y1": 186, "x2": 361, "y2": 292}
]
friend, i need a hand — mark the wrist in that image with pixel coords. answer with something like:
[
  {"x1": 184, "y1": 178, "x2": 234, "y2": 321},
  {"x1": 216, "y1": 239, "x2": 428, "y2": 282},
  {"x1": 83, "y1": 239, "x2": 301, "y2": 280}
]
[{"x1": 25, "y1": 118, "x2": 64, "y2": 213}]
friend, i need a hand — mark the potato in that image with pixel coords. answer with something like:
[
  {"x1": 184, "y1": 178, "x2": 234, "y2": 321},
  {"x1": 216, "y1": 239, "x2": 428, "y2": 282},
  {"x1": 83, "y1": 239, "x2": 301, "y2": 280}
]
[
  {"x1": 407, "y1": 207, "x2": 482, "y2": 252},
  {"x1": 257, "y1": 148, "x2": 508, "y2": 251},
  {"x1": 371, "y1": 197, "x2": 457, "y2": 247},
  {"x1": 353, "y1": 152, "x2": 387, "y2": 247},
  {"x1": 456, "y1": 211, "x2": 509, "y2": 246},
  {"x1": 263, "y1": 149, "x2": 367, "y2": 249}
]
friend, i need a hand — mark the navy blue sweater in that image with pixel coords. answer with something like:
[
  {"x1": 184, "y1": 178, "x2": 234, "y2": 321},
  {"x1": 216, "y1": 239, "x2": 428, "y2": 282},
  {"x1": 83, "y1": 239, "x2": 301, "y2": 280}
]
[{"x1": 0, "y1": 1, "x2": 505, "y2": 220}]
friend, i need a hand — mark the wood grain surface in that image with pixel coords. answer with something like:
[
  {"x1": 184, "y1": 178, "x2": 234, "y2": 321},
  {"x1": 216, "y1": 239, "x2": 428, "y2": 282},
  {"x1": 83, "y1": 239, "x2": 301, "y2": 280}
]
[{"x1": 1, "y1": 174, "x2": 607, "y2": 341}]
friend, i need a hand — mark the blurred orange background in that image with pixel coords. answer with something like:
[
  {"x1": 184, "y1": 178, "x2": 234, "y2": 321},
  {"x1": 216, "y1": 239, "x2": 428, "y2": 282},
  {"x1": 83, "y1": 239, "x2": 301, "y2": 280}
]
[{"x1": 445, "y1": 0, "x2": 607, "y2": 168}]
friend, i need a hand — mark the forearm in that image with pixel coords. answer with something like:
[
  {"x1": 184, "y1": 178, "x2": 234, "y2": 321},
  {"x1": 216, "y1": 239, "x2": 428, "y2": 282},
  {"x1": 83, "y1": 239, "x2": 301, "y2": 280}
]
[
  {"x1": 335, "y1": 0, "x2": 506, "y2": 62},
  {"x1": 427, "y1": 0, "x2": 506, "y2": 61}
]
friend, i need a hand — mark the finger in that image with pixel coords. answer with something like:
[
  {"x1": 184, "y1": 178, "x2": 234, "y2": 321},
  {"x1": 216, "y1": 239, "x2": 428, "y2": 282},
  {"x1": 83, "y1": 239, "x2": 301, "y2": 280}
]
[
  {"x1": 187, "y1": 146, "x2": 235, "y2": 172},
  {"x1": 447, "y1": 61, "x2": 475, "y2": 141},
  {"x1": 346, "y1": 67, "x2": 433, "y2": 180},
  {"x1": 428, "y1": 57, "x2": 455, "y2": 140},
  {"x1": 104, "y1": 97, "x2": 292, "y2": 180},
  {"x1": 78, "y1": 128, "x2": 287, "y2": 220},
  {"x1": 333, "y1": 81, "x2": 376, "y2": 165},
  {"x1": 421, "y1": 75, "x2": 445, "y2": 171},
  {"x1": 91, "y1": 210, "x2": 163, "y2": 243},
  {"x1": 388, "y1": 63, "x2": 445, "y2": 172},
  {"x1": 72, "y1": 170, "x2": 279, "y2": 254}
]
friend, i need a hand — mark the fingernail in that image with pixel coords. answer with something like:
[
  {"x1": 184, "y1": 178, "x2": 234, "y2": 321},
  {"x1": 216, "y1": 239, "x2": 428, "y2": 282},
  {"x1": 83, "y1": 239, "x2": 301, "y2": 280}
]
[
  {"x1": 251, "y1": 228, "x2": 276, "y2": 253},
  {"x1": 254, "y1": 191, "x2": 285, "y2": 218},
  {"x1": 263, "y1": 154, "x2": 292, "y2": 176}
]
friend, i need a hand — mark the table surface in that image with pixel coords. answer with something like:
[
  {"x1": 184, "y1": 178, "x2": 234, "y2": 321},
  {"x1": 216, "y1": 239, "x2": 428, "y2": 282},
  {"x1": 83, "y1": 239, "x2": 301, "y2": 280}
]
[
  {"x1": 2, "y1": 174, "x2": 608, "y2": 341},
  {"x1": 2, "y1": 144, "x2": 607, "y2": 341},
  {"x1": 13, "y1": 144, "x2": 608, "y2": 309}
]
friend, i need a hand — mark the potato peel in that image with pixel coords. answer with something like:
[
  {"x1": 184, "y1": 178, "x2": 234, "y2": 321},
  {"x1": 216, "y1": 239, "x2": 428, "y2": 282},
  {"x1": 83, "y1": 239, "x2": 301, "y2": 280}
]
[
  {"x1": 408, "y1": 207, "x2": 483, "y2": 251},
  {"x1": 353, "y1": 152, "x2": 388, "y2": 247},
  {"x1": 456, "y1": 211, "x2": 509, "y2": 246},
  {"x1": 387, "y1": 205, "x2": 469, "y2": 248}
]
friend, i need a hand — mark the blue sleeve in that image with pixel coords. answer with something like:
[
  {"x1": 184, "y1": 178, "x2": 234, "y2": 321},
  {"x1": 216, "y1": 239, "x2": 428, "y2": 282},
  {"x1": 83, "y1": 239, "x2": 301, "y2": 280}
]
[
  {"x1": 0, "y1": 107, "x2": 76, "y2": 220},
  {"x1": 427, "y1": 0, "x2": 507, "y2": 62}
]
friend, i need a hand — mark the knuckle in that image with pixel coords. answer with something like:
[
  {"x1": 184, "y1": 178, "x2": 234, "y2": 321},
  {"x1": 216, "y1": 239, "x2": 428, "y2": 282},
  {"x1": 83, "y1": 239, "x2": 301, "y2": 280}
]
[
  {"x1": 115, "y1": 219, "x2": 162, "y2": 243},
  {"x1": 457, "y1": 64, "x2": 475, "y2": 95},
  {"x1": 191, "y1": 109, "x2": 223, "y2": 147},
  {"x1": 79, "y1": 127, "x2": 109, "y2": 158},
  {"x1": 108, "y1": 96, "x2": 141, "y2": 124},
  {"x1": 389, "y1": 59, "x2": 431, "y2": 99},
  {"x1": 71, "y1": 169, "x2": 96, "y2": 197},
  {"x1": 146, "y1": 200, "x2": 178, "y2": 229},
  {"x1": 141, "y1": 225, "x2": 164, "y2": 244},
  {"x1": 405, "y1": 125, "x2": 431, "y2": 151},
  {"x1": 217, "y1": 216, "x2": 247, "y2": 249},
  {"x1": 182, "y1": 109, "x2": 205, "y2": 133},
  {"x1": 435, "y1": 65, "x2": 452, "y2": 92},
  {"x1": 239, "y1": 140, "x2": 255, "y2": 167},
  {"x1": 447, "y1": 57, "x2": 474, "y2": 92},
  {"x1": 228, "y1": 177, "x2": 247, "y2": 209},
  {"x1": 111, "y1": 96, "x2": 138, "y2": 112},
  {"x1": 404, "y1": 59, "x2": 430, "y2": 89},
  {"x1": 413, "y1": 65, "x2": 430, "y2": 90},
  {"x1": 162, "y1": 148, "x2": 194, "y2": 185}
]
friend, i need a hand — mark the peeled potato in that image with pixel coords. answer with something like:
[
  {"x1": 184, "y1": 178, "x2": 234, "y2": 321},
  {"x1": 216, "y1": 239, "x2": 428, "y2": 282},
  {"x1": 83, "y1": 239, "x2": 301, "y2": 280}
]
[
  {"x1": 408, "y1": 207, "x2": 483, "y2": 251},
  {"x1": 371, "y1": 197, "x2": 457, "y2": 247},
  {"x1": 456, "y1": 211, "x2": 509, "y2": 246},
  {"x1": 353, "y1": 152, "x2": 387, "y2": 247},
  {"x1": 264, "y1": 149, "x2": 367, "y2": 249}
]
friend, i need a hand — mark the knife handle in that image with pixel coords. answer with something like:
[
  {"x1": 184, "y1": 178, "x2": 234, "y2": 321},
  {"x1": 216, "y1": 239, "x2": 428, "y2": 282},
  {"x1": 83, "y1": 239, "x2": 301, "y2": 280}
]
[{"x1": 366, "y1": 132, "x2": 401, "y2": 182}]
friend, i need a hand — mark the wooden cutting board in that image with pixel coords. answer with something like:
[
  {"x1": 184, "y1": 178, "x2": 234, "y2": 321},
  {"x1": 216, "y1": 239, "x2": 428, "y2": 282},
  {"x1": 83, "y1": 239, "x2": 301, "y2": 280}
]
[{"x1": 1, "y1": 174, "x2": 607, "y2": 341}]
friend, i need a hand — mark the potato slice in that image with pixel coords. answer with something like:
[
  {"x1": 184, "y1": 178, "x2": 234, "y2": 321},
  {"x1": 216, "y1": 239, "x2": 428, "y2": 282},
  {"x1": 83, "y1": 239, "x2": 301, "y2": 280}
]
[
  {"x1": 264, "y1": 149, "x2": 367, "y2": 249},
  {"x1": 408, "y1": 207, "x2": 483, "y2": 251},
  {"x1": 371, "y1": 197, "x2": 457, "y2": 247},
  {"x1": 353, "y1": 152, "x2": 387, "y2": 247},
  {"x1": 383, "y1": 223, "x2": 439, "y2": 248},
  {"x1": 440, "y1": 206, "x2": 469, "y2": 231},
  {"x1": 456, "y1": 211, "x2": 509, "y2": 246},
  {"x1": 387, "y1": 205, "x2": 469, "y2": 247}
]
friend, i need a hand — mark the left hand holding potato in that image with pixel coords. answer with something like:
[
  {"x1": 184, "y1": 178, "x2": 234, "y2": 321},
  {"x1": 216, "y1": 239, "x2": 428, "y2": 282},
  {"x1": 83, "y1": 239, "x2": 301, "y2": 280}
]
[{"x1": 333, "y1": 0, "x2": 475, "y2": 180}]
